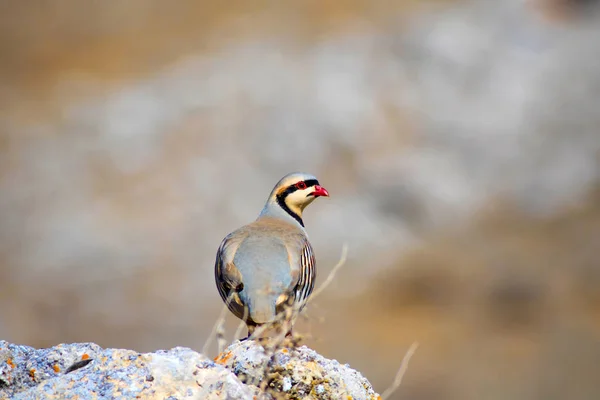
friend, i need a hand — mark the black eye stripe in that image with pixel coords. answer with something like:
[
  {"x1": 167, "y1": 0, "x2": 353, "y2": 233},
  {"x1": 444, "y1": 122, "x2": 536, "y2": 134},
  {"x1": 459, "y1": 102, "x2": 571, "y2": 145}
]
[
  {"x1": 280, "y1": 179, "x2": 319, "y2": 196},
  {"x1": 275, "y1": 179, "x2": 320, "y2": 227}
]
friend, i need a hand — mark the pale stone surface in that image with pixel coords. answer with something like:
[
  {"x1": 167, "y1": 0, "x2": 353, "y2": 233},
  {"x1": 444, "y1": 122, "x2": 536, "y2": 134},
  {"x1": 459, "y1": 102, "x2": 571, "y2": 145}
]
[
  {"x1": 0, "y1": 340, "x2": 379, "y2": 399},
  {"x1": 0, "y1": 340, "x2": 255, "y2": 399},
  {"x1": 215, "y1": 340, "x2": 380, "y2": 400}
]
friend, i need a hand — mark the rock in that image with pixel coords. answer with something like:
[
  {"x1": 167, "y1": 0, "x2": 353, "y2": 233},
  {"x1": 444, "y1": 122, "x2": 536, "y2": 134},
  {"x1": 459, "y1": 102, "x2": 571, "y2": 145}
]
[
  {"x1": 0, "y1": 340, "x2": 379, "y2": 399},
  {"x1": 0, "y1": 340, "x2": 255, "y2": 399},
  {"x1": 215, "y1": 340, "x2": 380, "y2": 400}
]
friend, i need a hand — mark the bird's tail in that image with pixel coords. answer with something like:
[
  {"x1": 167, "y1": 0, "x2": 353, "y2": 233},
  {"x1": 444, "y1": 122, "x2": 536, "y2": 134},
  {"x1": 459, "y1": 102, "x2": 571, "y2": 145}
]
[{"x1": 247, "y1": 293, "x2": 276, "y2": 324}]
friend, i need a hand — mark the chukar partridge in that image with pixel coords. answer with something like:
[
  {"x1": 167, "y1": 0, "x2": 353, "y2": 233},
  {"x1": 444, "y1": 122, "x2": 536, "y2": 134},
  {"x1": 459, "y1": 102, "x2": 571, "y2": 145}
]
[{"x1": 214, "y1": 172, "x2": 329, "y2": 339}]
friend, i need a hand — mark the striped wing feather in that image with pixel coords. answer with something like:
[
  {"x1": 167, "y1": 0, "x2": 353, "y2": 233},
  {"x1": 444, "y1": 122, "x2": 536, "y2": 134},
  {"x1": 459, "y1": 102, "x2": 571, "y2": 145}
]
[
  {"x1": 214, "y1": 233, "x2": 246, "y2": 320},
  {"x1": 293, "y1": 239, "x2": 316, "y2": 309}
]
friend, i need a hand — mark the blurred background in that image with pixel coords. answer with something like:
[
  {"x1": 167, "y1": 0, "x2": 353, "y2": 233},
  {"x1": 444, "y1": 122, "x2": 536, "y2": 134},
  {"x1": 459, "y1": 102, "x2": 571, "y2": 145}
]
[{"x1": 1, "y1": 0, "x2": 600, "y2": 398}]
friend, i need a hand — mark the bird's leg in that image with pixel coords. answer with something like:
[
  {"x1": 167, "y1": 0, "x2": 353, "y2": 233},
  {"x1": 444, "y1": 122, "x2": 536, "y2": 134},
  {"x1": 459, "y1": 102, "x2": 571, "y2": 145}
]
[
  {"x1": 284, "y1": 308, "x2": 297, "y2": 339},
  {"x1": 241, "y1": 324, "x2": 256, "y2": 341}
]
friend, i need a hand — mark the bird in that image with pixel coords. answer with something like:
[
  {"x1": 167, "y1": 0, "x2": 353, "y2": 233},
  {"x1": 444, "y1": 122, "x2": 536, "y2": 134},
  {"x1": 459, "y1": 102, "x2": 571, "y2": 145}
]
[{"x1": 214, "y1": 172, "x2": 329, "y2": 340}]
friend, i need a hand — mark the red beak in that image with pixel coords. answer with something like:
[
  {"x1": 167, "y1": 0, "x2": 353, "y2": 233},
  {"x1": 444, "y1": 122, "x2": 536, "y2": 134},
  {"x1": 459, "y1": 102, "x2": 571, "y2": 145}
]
[{"x1": 312, "y1": 185, "x2": 329, "y2": 197}]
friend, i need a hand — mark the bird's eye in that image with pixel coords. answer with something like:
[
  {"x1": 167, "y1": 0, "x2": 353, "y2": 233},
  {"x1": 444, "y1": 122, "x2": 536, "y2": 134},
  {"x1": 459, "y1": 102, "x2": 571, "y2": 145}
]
[{"x1": 296, "y1": 181, "x2": 307, "y2": 190}]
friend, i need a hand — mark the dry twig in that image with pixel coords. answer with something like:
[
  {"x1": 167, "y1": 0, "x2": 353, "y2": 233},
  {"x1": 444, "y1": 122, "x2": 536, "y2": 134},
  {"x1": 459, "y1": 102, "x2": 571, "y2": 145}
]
[
  {"x1": 381, "y1": 342, "x2": 420, "y2": 400},
  {"x1": 233, "y1": 305, "x2": 249, "y2": 342},
  {"x1": 202, "y1": 292, "x2": 235, "y2": 355},
  {"x1": 307, "y1": 243, "x2": 348, "y2": 303}
]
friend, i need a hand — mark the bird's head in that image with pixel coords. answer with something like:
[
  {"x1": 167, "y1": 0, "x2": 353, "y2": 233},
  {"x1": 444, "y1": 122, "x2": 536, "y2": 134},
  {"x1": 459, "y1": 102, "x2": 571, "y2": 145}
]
[{"x1": 263, "y1": 172, "x2": 329, "y2": 226}]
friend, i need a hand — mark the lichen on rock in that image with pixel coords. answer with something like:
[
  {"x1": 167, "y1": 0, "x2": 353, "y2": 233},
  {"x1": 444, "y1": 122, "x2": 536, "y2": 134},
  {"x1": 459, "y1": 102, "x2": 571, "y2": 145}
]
[
  {"x1": 215, "y1": 340, "x2": 380, "y2": 400},
  {"x1": 0, "y1": 339, "x2": 379, "y2": 399}
]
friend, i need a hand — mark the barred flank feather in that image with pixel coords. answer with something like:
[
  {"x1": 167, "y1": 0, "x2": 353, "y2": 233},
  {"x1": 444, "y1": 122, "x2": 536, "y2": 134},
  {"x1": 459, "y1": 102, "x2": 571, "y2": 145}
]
[{"x1": 295, "y1": 241, "x2": 316, "y2": 309}]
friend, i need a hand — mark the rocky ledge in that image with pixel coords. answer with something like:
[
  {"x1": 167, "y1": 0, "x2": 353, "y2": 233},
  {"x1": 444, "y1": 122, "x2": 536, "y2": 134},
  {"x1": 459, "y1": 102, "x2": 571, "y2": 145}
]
[{"x1": 0, "y1": 339, "x2": 380, "y2": 399}]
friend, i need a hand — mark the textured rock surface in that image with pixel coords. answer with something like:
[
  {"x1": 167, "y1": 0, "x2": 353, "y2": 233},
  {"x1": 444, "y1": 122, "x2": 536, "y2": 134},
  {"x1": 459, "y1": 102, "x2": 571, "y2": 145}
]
[
  {"x1": 0, "y1": 340, "x2": 255, "y2": 399},
  {"x1": 215, "y1": 340, "x2": 380, "y2": 400},
  {"x1": 0, "y1": 340, "x2": 378, "y2": 399}
]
